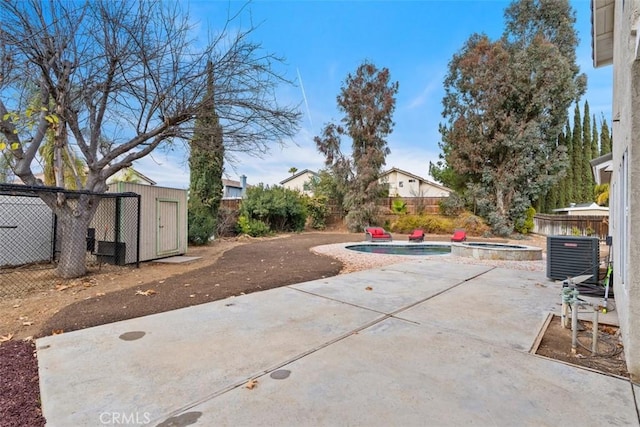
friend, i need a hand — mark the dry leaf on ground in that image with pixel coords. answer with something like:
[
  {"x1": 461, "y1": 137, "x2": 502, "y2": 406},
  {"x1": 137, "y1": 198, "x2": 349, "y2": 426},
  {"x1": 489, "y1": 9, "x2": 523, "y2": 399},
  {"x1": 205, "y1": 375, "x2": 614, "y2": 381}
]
[
  {"x1": 245, "y1": 379, "x2": 258, "y2": 390},
  {"x1": 0, "y1": 333, "x2": 14, "y2": 342},
  {"x1": 365, "y1": 286, "x2": 373, "y2": 291},
  {"x1": 135, "y1": 289, "x2": 156, "y2": 296}
]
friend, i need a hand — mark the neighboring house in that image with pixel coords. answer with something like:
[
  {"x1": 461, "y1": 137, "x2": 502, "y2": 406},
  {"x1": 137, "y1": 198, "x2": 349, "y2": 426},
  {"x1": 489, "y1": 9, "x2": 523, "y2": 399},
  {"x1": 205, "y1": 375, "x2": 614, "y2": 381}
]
[
  {"x1": 592, "y1": 0, "x2": 640, "y2": 380},
  {"x1": 279, "y1": 169, "x2": 318, "y2": 196},
  {"x1": 590, "y1": 152, "x2": 613, "y2": 186},
  {"x1": 552, "y1": 202, "x2": 609, "y2": 216},
  {"x1": 106, "y1": 167, "x2": 156, "y2": 186},
  {"x1": 379, "y1": 167, "x2": 452, "y2": 198},
  {"x1": 222, "y1": 175, "x2": 248, "y2": 199}
]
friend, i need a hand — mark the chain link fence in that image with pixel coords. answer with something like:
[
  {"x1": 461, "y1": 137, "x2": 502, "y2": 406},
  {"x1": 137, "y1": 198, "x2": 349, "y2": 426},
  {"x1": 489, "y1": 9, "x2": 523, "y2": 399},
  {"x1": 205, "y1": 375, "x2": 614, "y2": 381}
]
[{"x1": 0, "y1": 184, "x2": 140, "y2": 298}]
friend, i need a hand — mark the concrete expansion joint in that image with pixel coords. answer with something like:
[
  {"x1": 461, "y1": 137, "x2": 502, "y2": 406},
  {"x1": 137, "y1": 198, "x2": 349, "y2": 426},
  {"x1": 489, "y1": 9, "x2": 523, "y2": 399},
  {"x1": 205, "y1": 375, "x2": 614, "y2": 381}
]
[
  {"x1": 632, "y1": 382, "x2": 640, "y2": 424},
  {"x1": 151, "y1": 313, "x2": 391, "y2": 424},
  {"x1": 286, "y1": 286, "x2": 389, "y2": 315},
  {"x1": 154, "y1": 266, "x2": 499, "y2": 424}
]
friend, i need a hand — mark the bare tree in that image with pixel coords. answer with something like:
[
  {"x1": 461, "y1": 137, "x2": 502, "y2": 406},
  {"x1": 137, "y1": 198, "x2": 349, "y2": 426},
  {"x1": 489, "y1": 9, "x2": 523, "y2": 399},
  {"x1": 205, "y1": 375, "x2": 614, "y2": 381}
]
[{"x1": 0, "y1": 0, "x2": 300, "y2": 278}]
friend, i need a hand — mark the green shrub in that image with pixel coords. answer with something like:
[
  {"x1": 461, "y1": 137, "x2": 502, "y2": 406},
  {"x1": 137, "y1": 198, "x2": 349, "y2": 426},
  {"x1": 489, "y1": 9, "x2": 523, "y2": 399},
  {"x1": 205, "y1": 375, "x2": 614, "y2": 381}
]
[
  {"x1": 240, "y1": 184, "x2": 307, "y2": 233},
  {"x1": 514, "y1": 206, "x2": 536, "y2": 234},
  {"x1": 391, "y1": 198, "x2": 407, "y2": 214},
  {"x1": 304, "y1": 195, "x2": 329, "y2": 230},
  {"x1": 236, "y1": 215, "x2": 271, "y2": 237},
  {"x1": 188, "y1": 205, "x2": 215, "y2": 245}
]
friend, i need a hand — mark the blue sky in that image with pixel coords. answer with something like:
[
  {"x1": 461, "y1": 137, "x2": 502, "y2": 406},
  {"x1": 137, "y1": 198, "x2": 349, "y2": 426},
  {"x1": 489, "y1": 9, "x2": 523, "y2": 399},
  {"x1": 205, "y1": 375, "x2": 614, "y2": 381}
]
[{"x1": 135, "y1": 0, "x2": 613, "y2": 189}]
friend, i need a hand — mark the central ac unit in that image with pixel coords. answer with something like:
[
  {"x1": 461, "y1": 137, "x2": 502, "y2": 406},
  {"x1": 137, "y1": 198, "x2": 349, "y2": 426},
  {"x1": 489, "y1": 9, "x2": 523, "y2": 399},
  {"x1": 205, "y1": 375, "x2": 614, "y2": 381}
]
[{"x1": 547, "y1": 236, "x2": 600, "y2": 285}]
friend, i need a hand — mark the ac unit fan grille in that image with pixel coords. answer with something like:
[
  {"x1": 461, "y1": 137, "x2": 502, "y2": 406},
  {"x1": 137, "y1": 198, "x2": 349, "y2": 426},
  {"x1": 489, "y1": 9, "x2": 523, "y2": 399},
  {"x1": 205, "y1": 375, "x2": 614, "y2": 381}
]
[{"x1": 547, "y1": 236, "x2": 600, "y2": 285}]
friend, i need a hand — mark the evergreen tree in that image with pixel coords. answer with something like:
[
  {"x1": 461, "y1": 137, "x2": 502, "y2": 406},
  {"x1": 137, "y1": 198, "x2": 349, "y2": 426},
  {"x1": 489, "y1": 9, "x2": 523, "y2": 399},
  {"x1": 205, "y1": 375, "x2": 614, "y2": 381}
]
[
  {"x1": 591, "y1": 114, "x2": 599, "y2": 160},
  {"x1": 564, "y1": 120, "x2": 574, "y2": 204},
  {"x1": 600, "y1": 116, "x2": 612, "y2": 155},
  {"x1": 556, "y1": 129, "x2": 568, "y2": 209},
  {"x1": 590, "y1": 114, "x2": 600, "y2": 202},
  {"x1": 581, "y1": 101, "x2": 593, "y2": 201},
  {"x1": 188, "y1": 62, "x2": 225, "y2": 245},
  {"x1": 571, "y1": 104, "x2": 583, "y2": 202}
]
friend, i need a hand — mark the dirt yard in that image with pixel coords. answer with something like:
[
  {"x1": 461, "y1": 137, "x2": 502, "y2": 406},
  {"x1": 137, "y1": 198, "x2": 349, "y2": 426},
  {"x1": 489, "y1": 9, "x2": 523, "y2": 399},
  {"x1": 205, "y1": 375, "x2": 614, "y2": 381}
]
[{"x1": 0, "y1": 231, "x2": 624, "y2": 426}]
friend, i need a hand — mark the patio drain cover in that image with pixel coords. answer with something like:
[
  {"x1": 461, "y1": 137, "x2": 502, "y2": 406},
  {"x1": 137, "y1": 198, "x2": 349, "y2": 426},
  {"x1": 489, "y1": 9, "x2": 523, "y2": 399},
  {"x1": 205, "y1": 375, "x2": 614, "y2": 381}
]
[
  {"x1": 270, "y1": 369, "x2": 291, "y2": 380},
  {"x1": 157, "y1": 411, "x2": 202, "y2": 426},
  {"x1": 119, "y1": 331, "x2": 146, "y2": 341}
]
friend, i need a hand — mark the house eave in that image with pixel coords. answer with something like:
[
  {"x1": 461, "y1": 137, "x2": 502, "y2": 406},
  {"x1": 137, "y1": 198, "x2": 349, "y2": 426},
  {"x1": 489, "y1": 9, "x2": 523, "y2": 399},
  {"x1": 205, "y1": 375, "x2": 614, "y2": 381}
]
[{"x1": 592, "y1": 0, "x2": 615, "y2": 68}]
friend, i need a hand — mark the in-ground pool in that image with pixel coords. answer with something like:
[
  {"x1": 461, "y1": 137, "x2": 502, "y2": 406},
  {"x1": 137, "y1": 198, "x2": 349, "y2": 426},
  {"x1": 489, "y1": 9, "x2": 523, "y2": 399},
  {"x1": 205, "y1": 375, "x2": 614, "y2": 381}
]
[{"x1": 346, "y1": 244, "x2": 451, "y2": 256}]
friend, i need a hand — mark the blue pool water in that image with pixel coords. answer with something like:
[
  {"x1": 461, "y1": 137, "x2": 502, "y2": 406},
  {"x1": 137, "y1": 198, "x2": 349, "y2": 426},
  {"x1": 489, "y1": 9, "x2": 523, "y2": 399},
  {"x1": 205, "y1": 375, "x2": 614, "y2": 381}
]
[{"x1": 346, "y1": 244, "x2": 451, "y2": 256}]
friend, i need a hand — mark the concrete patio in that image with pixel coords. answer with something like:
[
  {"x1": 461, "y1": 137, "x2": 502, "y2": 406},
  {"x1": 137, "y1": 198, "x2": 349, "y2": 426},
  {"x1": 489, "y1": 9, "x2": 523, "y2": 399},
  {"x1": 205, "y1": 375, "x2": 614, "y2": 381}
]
[{"x1": 36, "y1": 258, "x2": 639, "y2": 426}]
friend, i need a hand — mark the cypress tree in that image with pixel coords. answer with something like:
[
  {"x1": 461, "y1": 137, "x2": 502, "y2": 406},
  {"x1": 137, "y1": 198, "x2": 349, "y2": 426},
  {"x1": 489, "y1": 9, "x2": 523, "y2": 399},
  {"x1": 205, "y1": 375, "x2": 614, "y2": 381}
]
[
  {"x1": 600, "y1": 116, "x2": 612, "y2": 155},
  {"x1": 581, "y1": 101, "x2": 593, "y2": 201},
  {"x1": 571, "y1": 104, "x2": 583, "y2": 202},
  {"x1": 590, "y1": 114, "x2": 600, "y2": 202},
  {"x1": 188, "y1": 61, "x2": 225, "y2": 245},
  {"x1": 591, "y1": 114, "x2": 599, "y2": 160},
  {"x1": 556, "y1": 130, "x2": 567, "y2": 209},
  {"x1": 563, "y1": 120, "x2": 573, "y2": 204}
]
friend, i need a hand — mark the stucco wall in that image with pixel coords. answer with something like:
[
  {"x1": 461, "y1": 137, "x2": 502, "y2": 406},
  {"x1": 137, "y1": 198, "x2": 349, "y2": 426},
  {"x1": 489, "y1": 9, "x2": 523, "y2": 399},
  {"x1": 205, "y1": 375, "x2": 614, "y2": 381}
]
[
  {"x1": 281, "y1": 172, "x2": 315, "y2": 195},
  {"x1": 610, "y1": 0, "x2": 640, "y2": 381},
  {"x1": 382, "y1": 170, "x2": 451, "y2": 198}
]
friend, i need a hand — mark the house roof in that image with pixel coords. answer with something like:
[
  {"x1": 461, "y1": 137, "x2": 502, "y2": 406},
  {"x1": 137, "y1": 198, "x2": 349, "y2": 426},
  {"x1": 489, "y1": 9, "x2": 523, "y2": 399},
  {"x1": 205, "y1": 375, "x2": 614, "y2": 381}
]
[
  {"x1": 380, "y1": 167, "x2": 452, "y2": 193},
  {"x1": 553, "y1": 202, "x2": 609, "y2": 212},
  {"x1": 279, "y1": 169, "x2": 318, "y2": 185},
  {"x1": 222, "y1": 177, "x2": 251, "y2": 189},
  {"x1": 222, "y1": 179, "x2": 242, "y2": 188},
  {"x1": 591, "y1": 0, "x2": 615, "y2": 67},
  {"x1": 590, "y1": 152, "x2": 613, "y2": 185},
  {"x1": 107, "y1": 167, "x2": 156, "y2": 185}
]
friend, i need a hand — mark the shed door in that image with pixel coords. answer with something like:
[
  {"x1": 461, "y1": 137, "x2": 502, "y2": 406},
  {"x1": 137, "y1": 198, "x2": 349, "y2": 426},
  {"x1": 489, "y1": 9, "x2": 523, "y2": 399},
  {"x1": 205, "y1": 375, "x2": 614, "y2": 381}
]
[{"x1": 157, "y1": 199, "x2": 179, "y2": 255}]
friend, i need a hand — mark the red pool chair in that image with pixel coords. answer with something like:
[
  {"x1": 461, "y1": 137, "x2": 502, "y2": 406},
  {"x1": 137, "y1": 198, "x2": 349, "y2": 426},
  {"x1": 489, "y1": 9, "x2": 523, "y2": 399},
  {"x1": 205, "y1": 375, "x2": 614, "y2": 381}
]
[
  {"x1": 408, "y1": 229, "x2": 425, "y2": 242},
  {"x1": 451, "y1": 229, "x2": 467, "y2": 242},
  {"x1": 364, "y1": 227, "x2": 393, "y2": 242}
]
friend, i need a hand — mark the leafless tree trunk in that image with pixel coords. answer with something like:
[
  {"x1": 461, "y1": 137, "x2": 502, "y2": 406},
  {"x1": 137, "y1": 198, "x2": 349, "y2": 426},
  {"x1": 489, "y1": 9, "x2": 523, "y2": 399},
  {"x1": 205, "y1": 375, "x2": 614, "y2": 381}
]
[{"x1": 0, "y1": 0, "x2": 300, "y2": 278}]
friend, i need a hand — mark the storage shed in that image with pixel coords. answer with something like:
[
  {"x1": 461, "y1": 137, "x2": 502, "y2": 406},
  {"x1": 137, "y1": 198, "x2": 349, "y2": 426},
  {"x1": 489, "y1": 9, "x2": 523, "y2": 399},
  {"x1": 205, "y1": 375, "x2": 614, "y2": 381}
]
[{"x1": 108, "y1": 182, "x2": 187, "y2": 262}]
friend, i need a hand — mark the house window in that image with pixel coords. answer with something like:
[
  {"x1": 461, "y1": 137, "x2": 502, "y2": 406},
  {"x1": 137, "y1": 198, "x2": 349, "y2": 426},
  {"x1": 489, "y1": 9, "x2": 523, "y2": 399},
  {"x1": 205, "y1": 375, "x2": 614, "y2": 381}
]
[
  {"x1": 408, "y1": 179, "x2": 415, "y2": 183},
  {"x1": 399, "y1": 181, "x2": 403, "y2": 188}
]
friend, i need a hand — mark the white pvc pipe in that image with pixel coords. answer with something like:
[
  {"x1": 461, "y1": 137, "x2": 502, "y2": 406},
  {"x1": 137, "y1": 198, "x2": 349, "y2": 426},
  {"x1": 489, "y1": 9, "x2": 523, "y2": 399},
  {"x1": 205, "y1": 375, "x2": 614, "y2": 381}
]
[
  {"x1": 592, "y1": 306, "x2": 599, "y2": 355},
  {"x1": 571, "y1": 301, "x2": 578, "y2": 354}
]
